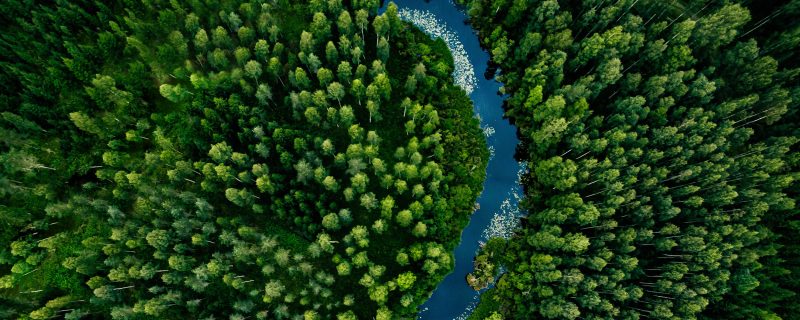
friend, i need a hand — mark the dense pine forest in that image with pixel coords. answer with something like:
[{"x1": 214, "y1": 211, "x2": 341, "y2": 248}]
[
  {"x1": 460, "y1": 0, "x2": 800, "y2": 319},
  {"x1": 0, "y1": 0, "x2": 490, "y2": 318},
  {"x1": 3, "y1": 0, "x2": 800, "y2": 319}
]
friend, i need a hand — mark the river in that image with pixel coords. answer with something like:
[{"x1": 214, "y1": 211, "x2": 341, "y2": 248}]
[{"x1": 382, "y1": 1, "x2": 524, "y2": 319}]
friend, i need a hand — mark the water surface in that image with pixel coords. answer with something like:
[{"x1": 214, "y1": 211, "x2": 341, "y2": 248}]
[{"x1": 383, "y1": 1, "x2": 524, "y2": 319}]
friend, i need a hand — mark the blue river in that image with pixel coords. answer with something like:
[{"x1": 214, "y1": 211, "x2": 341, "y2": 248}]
[{"x1": 384, "y1": 1, "x2": 523, "y2": 319}]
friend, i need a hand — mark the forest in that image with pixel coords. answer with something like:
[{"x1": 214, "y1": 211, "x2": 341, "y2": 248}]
[
  {"x1": 3, "y1": 0, "x2": 800, "y2": 319},
  {"x1": 459, "y1": 0, "x2": 800, "y2": 319},
  {"x1": 0, "y1": 0, "x2": 489, "y2": 318}
]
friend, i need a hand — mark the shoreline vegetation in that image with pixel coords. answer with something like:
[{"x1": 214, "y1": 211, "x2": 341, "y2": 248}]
[
  {"x1": 398, "y1": 8, "x2": 478, "y2": 95},
  {"x1": 396, "y1": 6, "x2": 527, "y2": 319},
  {"x1": 396, "y1": 6, "x2": 529, "y2": 253},
  {"x1": 0, "y1": 0, "x2": 488, "y2": 318}
]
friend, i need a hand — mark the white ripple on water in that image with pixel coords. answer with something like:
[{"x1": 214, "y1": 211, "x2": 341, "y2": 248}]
[
  {"x1": 454, "y1": 294, "x2": 481, "y2": 320},
  {"x1": 449, "y1": 164, "x2": 526, "y2": 319},
  {"x1": 398, "y1": 8, "x2": 478, "y2": 95},
  {"x1": 400, "y1": 5, "x2": 520, "y2": 320},
  {"x1": 482, "y1": 162, "x2": 528, "y2": 241},
  {"x1": 482, "y1": 126, "x2": 495, "y2": 138}
]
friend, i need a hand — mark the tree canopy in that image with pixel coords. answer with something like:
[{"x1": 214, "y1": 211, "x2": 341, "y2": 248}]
[
  {"x1": 459, "y1": 0, "x2": 800, "y2": 319},
  {"x1": 0, "y1": 0, "x2": 488, "y2": 318}
]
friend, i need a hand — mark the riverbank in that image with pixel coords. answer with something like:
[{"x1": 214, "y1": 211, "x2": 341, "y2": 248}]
[{"x1": 383, "y1": 1, "x2": 526, "y2": 319}]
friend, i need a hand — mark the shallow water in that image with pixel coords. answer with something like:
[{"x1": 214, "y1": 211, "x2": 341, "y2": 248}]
[{"x1": 382, "y1": 1, "x2": 524, "y2": 319}]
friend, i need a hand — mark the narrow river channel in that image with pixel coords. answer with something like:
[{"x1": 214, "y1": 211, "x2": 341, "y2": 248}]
[{"x1": 384, "y1": 1, "x2": 525, "y2": 319}]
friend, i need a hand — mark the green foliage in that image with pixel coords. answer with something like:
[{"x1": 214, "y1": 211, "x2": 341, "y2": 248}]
[
  {"x1": 0, "y1": 0, "x2": 487, "y2": 318},
  {"x1": 460, "y1": 0, "x2": 800, "y2": 319}
]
